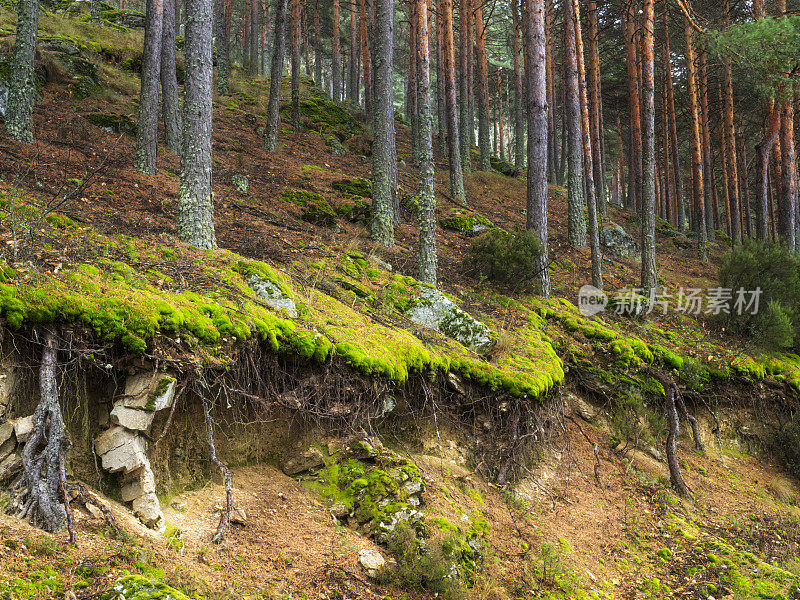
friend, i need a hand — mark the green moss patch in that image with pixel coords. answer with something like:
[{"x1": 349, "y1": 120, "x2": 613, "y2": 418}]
[
  {"x1": 332, "y1": 178, "x2": 372, "y2": 198},
  {"x1": 280, "y1": 188, "x2": 337, "y2": 227}
]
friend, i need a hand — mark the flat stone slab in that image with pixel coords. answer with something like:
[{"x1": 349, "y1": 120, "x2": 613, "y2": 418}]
[
  {"x1": 110, "y1": 405, "x2": 155, "y2": 432},
  {"x1": 120, "y1": 466, "x2": 156, "y2": 502},
  {"x1": 0, "y1": 421, "x2": 13, "y2": 447},
  {"x1": 358, "y1": 548, "x2": 386, "y2": 579},
  {"x1": 122, "y1": 372, "x2": 176, "y2": 411},
  {"x1": 133, "y1": 492, "x2": 164, "y2": 530},
  {"x1": 13, "y1": 415, "x2": 34, "y2": 444},
  {"x1": 406, "y1": 286, "x2": 495, "y2": 355},
  {"x1": 249, "y1": 275, "x2": 298, "y2": 318},
  {"x1": 95, "y1": 427, "x2": 148, "y2": 474}
]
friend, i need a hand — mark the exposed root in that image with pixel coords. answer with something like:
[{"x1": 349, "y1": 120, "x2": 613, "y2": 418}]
[
  {"x1": 7, "y1": 330, "x2": 69, "y2": 532},
  {"x1": 66, "y1": 480, "x2": 124, "y2": 539},
  {"x1": 202, "y1": 394, "x2": 234, "y2": 544},
  {"x1": 665, "y1": 383, "x2": 693, "y2": 499},
  {"x1": 676, "y1": 391, "x2": 705, "y2": 452}
]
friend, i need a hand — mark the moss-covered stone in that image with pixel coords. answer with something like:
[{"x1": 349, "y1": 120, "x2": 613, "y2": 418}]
[
  {"x1": 439, "y1": 210, "x2": 494, "y2": 236},
  {"x1": 86, "y1": 113, "x2": 136, "y2": 135},
  {"x1": 102, "y1": 574, "x2": 191, "y2": 600},
  {"x1": 332, "y1": 178, "x2": 372, "y2": 198},
  {"x1": 280, "y1": 188, "x2": 337, "y2": 227}
]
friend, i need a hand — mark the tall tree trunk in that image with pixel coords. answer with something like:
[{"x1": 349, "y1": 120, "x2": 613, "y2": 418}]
[
  {"x1": 435, "y1": 5, "x2": 447, "y2": 157},
  {"x1": 623, "y1": 0, "x2": 642, "y2": 212},
  {"x1": 359, "y1": 0, "x2": 371, "y2": 115},
  {"x1": 313, "y1": 0, "x2": 322, "y2": 84},
  {"x1": 779, "y1": 97, "x2": 797, "y2": 251},
  {"x1": 665, "y1": 384, "x2": 692, "y2": 498},
  {"x1": 739, "y1": 132, "x2": 751, "y2": 239},
  {"x1": 213, "y1": 0, "x2": 230, "y2": 93},
  {"x1": 571, "y1": 0, "x2": 602, "y2": 290},
  {"x1": 475, "y1": 3, "x2": 491, "y2": 171},
  {"x1": 264, "y1": 0, "x2": 288, "y2": 151},
  {"x1": 332, "y1": 0, "x2": 341, "y2": 102},
  {"x1": 178, "y1": 0, "x2": 217, "y2": 249},
  {"x1": 586, "y1": 0, "x2": 604, "y2": 214},
  {"x1": 617, "y1": 111, "x2": 626, "y2": 207},
  {"x1": 545, "y1": 0, "x2": 558, "y2": 182},
  {"x1": 458, "y1": 0, "x2": 472, "y2": 172},
  {"x1": 684, "y1": 18, "x2": 707, "y2": 262},
  {"x1": 415, "y1": 0, "x2": 436, "y2": 284},
  {"x1": 251, "y1": 0, "x2": 260, "y2": 74},
  {"x1": 662, "y1": 62, "x2": 672, "y2": 226},
  {"x1": 408, "y1": 0, "x2": 419, "y2": 163},
  {"x1": 5, "y1": 0, "x2": 40, "y2": 142},
  {"x1": 699, "y1": 49, "x2": 715, "y2": 241},
  {"x1": 439, "y1": 0, "x2": 465, "y2": 202},
  {"x1": 564, "y1": 2, "x2": 585, "y2": 248},
  {"x1": 133, "y1": 0, "x2": 165, "y2": 175},
  {"x1": 664, "y1": 8, "x2": 684, "y2": 232},
  {"x1": 523, "y1": 0, "x2": 550, "y2": 297},
  {"x1": 756, "y1": 104, "x2": 781, "y2": 239},
  {"x1": 512, "y1": 0, "x2": 525, "y2": 172},
  {"x1": 349, "y1": 0, "x2": 359, "y2": 106},
  {"x1": 161, "y1": 0, "x2": 182, "y2": 155},
  {"x1": 640, "y1": 0, "x2": 656, "y2": 294},
  {"x1": 370, "y1": 0, "x2": 395, "y2": 246},
  {"x1": 498, "y1": 68, "x2": 505, "y2": 159},
  {"x1": 289, "y1": 0, "x2": 301, "y2": 127},
  {"x1": 721, "y1": 0, "x2": 740, "y2": 245}
]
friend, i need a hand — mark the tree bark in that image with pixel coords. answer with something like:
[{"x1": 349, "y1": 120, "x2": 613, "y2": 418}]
[
  {"x1": 512, "y1": 0, "x2": 525, "y2": 172},
  {"x1": 178, "y1": 0, "x2": 217, "y2": 249},
  {"x1": 349, "y1": 0, "x2": 359, "y2": 106},
  {"x1": 722, "y1": 0, "x2": 740, "y2": 245},
  {"x1": 435, "y1": 4, "x2": 447, "y2": 157},
  {"x1": 623, "y1": 0, "x2": 642, "y2": 212},
  {"x1": 408, "y1": 0, "x2": 419, "y2": 163},
  {"x1": 699, "y1": 49, "x2": 715, "y2": 241},
  {"x1": 332, "y1": 0, "x2": 341, "y2": 102},
  {"x1": 289, "y1": 0, "x2": 301, "y2": 128},
  {"x1": 684, "y1": 18, "x2": 707, "y2": 262},
  {"x1": 370, "y1": 0, "x2": 395, "y2": 247},
  {"x1": 663, "y1": 9, "x2": 684, "y2": 232},
  {"x1": 439, "y1": 0, "x2": 465, "y2": 202},
  {"x1": 264, "y1": 0, "x2": 288, "y2": 151},
  {"x1": 523, "y1": 0, "x2": 549, "y2": 297},
  {"x1": 4, "y1": 0, "x2": 40, "y2": 142},
  {"x1": 358, "y1": 0, "x2": 371, "y2": 115},
  {"x1": 475, "y1": 3, "x2": 491, "y2": 171},
  {"x1": 755, "y1": 104, "x2": 781, "y2": 239},
  {"x1": 133, "y1": 0, "x2": 165, "y2": 175},
  {"x1": 564, "y1": 1, "x2": 585, "y2": 248},
  {"x1": 213, "y1": 0, "x2": 230, "y2": 94},
  {"x1": 665, "y1": 384, "x2": 692, "y2": 498},
  {"x1": 313, "y1": 0, "x2": 322, "y2": 84},
  {"x1": 570, "y1": 0, "x2": 602, "y2": 291},
  {"x1": 779, "y1": 97, "x2": 797, "y2": 251},
  {"x1": 161, "y1": 0, "x2": 182, "y2": 155},
  {"x1": 586, "y1": 0, "x2": 604, "y2": 213},
  {"x1": 545, "y1": 0, "x2": 558, "y2": 182},
  {"x1": 640, "y1": 0, "x2": 656, "y2": 294},
  {"x1": 458, "y1": 0, "x2": 472, "y2": 173},
  {"x1": 415, "y1": 0, "x2": 436, "y2": 284}
]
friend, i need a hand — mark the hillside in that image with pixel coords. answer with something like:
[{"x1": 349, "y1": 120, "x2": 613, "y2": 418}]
[{"x1": 0, "y1": 9, "x2": 799, "y2": 600}]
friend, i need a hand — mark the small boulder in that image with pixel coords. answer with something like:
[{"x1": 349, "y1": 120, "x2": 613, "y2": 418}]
[
  {"x1": 0, "y1": 453, "x2": 21, "y2": 483},
  {"x1": 281, "y1": 447, "x2": 325, "y2": 475},
  {"x1": 358, "y1": 548, "x2": 386, "y2": 579},
  {"x1": 406, "y1": 286, "x2": 495, "y2": 354},
  {"x1": 230, "y1": 507, "x2": 248, "y2": 525},
  {"x1": 330, "y1": 502, "x2": 349, "y2": 518},
  {"x1": 0, "y1": 420, "x2": 14, "y2": 447},
  {"x1": 120, "y1": 468, "x2": 156, "y2": 502},
  {"x1": 123, "y1": 373, "x2": 176, "y2": 411},
  {"x1": 95, "y1": 427, "x2": 148, "y2": 473},
  {"x1": 232, "y1": 173, "x2": 249, "y2": 194},
  {"x1": 110, "y1": 405, "x2": 155, "y2": 432},
  {"x1": 248, "y1": 275, "x2": 298, "y2": 318},
  {"x1": 323, "y1": 134, "x2": 346, "y2": 156},
  {"x1": 13, "y1": 415, "x2": 35, "y2": 444},
  {"x1": 40, "y1": 39, "x2": 81, "y2": 56},
  {"x1": 490, "y1": 156, "x2": 518, "y2": 177},
  {"x1": 132, "y1": 493, "x2": 164, "y2": 530},
  {"x1": 600, "y1": 223, "x2": 641, "y2": 261}
]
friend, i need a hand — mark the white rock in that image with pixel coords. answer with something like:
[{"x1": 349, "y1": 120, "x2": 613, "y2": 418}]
[
  {"x1": 132, "y1": 493, "x2": 164, "y2": 529},
  {"x1": 98, "y1": 431, "x2": 148, "y2": 474},
  {"x1": 248, "y1": 275, "x2": 298, "y2": 318},
  {"x1": 13, "y1": 415, "x2": 34, "y2": 444},
  {"x1": 230, "y1": 507, "x2": 248, "y2": 525},
  {"x1": 0, "y1": 420, "x2": 14, "y2": 447},
  {"x1": 120, "y1": 467, "x2": 156, "y2": 502},
  {"x1": 122, "y1": 372, "x2": 177, "y2": 411},
  {"x1": 358, "y1": 548, "x2": 386, "y2": 579},
  {"x1": 110, "y1": 405, "x2": 155, "y2": 432},
  {"x1": 94, "y1": 426, "x2": 134, "y2": 456}
]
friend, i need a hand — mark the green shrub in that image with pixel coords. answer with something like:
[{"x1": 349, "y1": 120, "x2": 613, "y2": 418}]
[
  {"x1": 382, "y1": 521, "x2": 467, "y2": 600},
  {"x1": 717, "y1": 240, "x2": 800, "y2": 350},
  {"x1": 775, "y1": 413, "x2": 800, "y2": 479},
  {"x1": 466, "y1": 226, "x2": 544, "y2": 291}
]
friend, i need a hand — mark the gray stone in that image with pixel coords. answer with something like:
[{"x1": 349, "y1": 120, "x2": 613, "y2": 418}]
[
  {"x1": 110, "y1": 405, "x2": 155, "y2": 432},
  {"x1": 0, "y1": 366, "x2": 16, "y2": 416},
  {"x1": 120, "y1": 467, "x2": 156, "y2": 502},
  {"x1": 114, "y1": 10, "x2": 146, "y2": 28},
  {"x1": 122, "y1": 372, "x2": 177, "y2": 411},
  {"x1": 330, "y1": 502, "x2": 349, "y2": 518},
  {"x1": 132, "y1": 493, "x2": 164, "y2": 530},
  {"x1": 446, "y1": 372, "x2": 466, "y2": 395},
  {"x1": 324, "y1": 134, "x2": 346, "y2": 156},
  {"x1": 0, "y1": 421, "x2": 13, "y2": 447},
  {"x1": 0, "y1": 437, "x2": 14, "y2": 463},
  {"x1": 0, "y1": 453, "x2": 21, "y2": 483},
  {"x1": 248, "y1": 275, "x2": 298, "y2": 318},
  {"x1": 401, "y1": 480, "x2": 423, "y2": 496},
  {"x1": 13, "y1": 415, "x2": 34, "y2": 444},
  {"x1": 281, "y1": 447, "x2": 325, "y2": 475},
  {"x1": 358, "y1": 548, "x2": 386, "y2": 579},
  {"x1": 600, "y1": 223, "x2": 641, "y2": 261},
  {"x1": 40, "y1": 39, "x2": 81, "y2": 55},
  {"x1": 230, "y1": 507, "x2": 248, "y2": 525},
  {"x1": 232, "y1": 174, "x2": 249, "y2": 194},
  {"x1": 96, "y1": 427, "x2": 148, "y2": 473},
  {"x1": 567, "y1": 394, "x2": 597, "y2": 422},
  {"x1": 94, "y1": 425, "x2": 132, "y2": 456},
  {"x1": 406, "y1": 286, "x2": 495, "y2": 354}
]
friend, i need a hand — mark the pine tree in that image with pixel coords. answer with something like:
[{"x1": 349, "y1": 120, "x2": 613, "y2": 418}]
[
  {"x1": 161, "y1": 0, "x2": 182, "y2": 155},
  {"x1": 439, "y1": 0, "x2": 465, "y2": 202},
  {"x1": 4, "y1": 0, "x2": 40, "y2": 142},
  {"x1": 332, "y1": 0, "x2": 341, "y2": 102},
  {"x1": 290, "y1": 0, "x2": 301, "y2": 128},
  {"x1": 640, "y1": 0, "x2": 657, "y2": 294},
  {"x1": 370, "y1": 0, "x2": 396, "y2": 246},
  {"x1": 475, "y1": 3, "x2": 491, "y2": 171},
  {"x1": 564, "y1": 1, "x2": 584, "y2": 248},
  {"x1": 684, "y1": 18, "x2": 708, "y2": 262},
  {"x1": 213, "y1": 0, "x2": 231, "y2": 94},
  {"x1": 264, "y1": 0, "x2": 288, "y2": 151},
  {"x1": 133, "y1": 0, "x2": 164, "y2": 175},
  {"x1": 523, "y1": 0, "x2": 550, "y2": 297},
  {"x1": 178, "y1": 0, "x2": 217, "y2": 249}
]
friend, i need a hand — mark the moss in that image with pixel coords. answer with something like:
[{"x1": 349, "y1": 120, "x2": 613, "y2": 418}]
[
  {"x1": 280, "y1": 189, "x2": 337, "y2": 227},
  {"x1": 86, "y1": 113, "x2": 136, "y2": 135},
  {"x1": 439, "y1": 212, "x2": 494, "y2": 234},
  {"x1": 332, "y1": 178, "x2": 373, "y2": 198},
  {"x1": 102, "y1": 573, "x2": 192, "y2": 600}
]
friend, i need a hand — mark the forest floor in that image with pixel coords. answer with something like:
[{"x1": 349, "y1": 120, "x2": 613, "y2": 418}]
[{"x1": 0, "y1": 10, "x2": 799, "y2": 600}]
